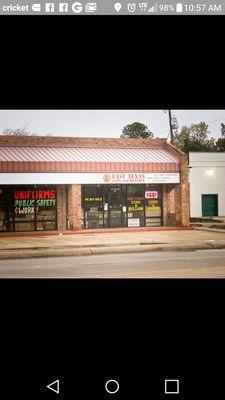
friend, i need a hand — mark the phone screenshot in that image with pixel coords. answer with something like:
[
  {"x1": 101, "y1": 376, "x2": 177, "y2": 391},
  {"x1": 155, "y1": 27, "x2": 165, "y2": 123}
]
[{"x1": 0, "y1": 3, "x2": 224, "y2": 400}]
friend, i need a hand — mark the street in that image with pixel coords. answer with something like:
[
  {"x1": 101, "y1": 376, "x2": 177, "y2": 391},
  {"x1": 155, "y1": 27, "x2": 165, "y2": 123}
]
[{"x1": 0, "y1": 249, "x2": 225, "y2": 278}]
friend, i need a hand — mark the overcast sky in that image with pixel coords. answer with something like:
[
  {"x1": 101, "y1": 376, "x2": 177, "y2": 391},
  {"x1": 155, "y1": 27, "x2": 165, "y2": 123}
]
[{"x1": 0, "y1": 110, "x2": 225, "y2": 139}]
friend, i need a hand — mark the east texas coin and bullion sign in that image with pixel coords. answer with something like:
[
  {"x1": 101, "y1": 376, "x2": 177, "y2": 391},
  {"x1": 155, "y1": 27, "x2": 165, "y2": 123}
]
[
  {"x1": 102, "y1": 173, "x2": 180, "y2": 184},
  {"x1": 1, "y1": 172, "x2": 180, "y2": 185}
]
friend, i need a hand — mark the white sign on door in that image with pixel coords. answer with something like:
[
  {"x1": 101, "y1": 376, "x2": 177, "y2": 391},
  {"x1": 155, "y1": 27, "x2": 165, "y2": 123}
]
[{"x1": 128, "y1": 218, "x2": 140, "y2": 227}]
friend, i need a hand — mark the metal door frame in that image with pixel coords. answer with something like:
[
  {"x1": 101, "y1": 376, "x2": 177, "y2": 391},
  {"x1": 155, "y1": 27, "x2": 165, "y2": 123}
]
[{"x1": 108, "y1": 184, "x2": 123, "y2": 228}]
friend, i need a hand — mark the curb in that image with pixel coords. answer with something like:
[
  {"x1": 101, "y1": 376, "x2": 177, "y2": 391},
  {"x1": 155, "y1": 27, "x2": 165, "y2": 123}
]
[
  {"x1": 0, "y1": 226, "x2": 193, "y2": 238},
  {"x1": 90, "y1": 242, "x2": 225, "y2": 255},
  {"x1": 1, "y1": 241, "x2": 225, "y2": 260},
  {"x1": 0, "y1": 248, "x2": 92, "y2": 260},
  {"x1": 193, "y1": 227, "x2": 225, "y2": 234}
]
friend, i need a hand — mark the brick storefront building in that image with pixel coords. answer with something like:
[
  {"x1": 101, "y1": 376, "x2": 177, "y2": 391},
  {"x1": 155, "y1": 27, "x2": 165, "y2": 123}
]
[{"x1": 0, "y1": 136, "x2": 189, "y2": 232}]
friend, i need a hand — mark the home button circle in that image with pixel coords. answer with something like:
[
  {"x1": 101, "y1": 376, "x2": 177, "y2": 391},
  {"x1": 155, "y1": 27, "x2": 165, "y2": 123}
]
[{"x1": 105, "y1": 379, "x2": 119, "y2": 394}]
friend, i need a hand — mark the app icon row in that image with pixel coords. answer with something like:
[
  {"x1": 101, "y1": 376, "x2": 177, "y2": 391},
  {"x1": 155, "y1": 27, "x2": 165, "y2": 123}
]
[
  {"x1": 30, "y1": 2, "x2": 160, "y2": 13},
  {"x1": 31, "y1": 2, "x2": 97, "y2": 13}
]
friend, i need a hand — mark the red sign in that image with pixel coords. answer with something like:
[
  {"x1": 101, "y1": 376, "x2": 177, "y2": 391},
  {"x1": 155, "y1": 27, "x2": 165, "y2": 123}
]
[
  {"x1": 14, "y1": 189, "x2": 56, "y2": 215},
  {"x1": 145, "y1": 191, "x2": 158, "y2": 199},
  {"x1": 14, "y1": 189, "x2": 55, "y2": 200}
]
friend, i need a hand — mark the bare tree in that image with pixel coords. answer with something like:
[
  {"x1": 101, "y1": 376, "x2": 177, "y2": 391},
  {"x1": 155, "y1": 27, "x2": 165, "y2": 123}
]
[{"x1": 2, "y1": 122, "x2": 36, "y2": 136}]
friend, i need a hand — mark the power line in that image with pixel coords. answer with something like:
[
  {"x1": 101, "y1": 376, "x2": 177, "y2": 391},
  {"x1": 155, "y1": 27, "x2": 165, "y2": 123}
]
[{"x1": 201, "y1": 117, "x2": 225, "y2": 124}]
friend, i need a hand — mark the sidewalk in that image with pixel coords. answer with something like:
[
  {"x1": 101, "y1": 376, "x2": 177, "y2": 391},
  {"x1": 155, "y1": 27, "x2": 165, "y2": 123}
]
[{"x1": 1, "y1": 227, "x2": 225, "y2": 259}]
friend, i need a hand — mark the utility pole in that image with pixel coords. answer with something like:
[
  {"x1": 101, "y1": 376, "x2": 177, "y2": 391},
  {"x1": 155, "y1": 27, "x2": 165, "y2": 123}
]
[
  {"x1": 221, "y1": 123, "x2": 225, "y2": 138},
  {"x1": 163, "y1": 110, "x2": 178, "y2": 144},
  {"x1": 168, "y1": 110, "x2": 174, "y2": 144}
]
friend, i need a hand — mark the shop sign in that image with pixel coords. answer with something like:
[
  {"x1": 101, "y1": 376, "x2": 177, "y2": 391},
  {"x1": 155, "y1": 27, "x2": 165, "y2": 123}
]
[
  {"x1": 103, "y1": 173, "x2": 146, "y2": 183},
  {"x1": 128, "y1": 218, "x2": 140, "y2": 227},
  {"x1": 127, "y1": 198, "x2": 145, "y2": 212},
  {"x1": 145, "y1": 191, "x2": 158, "y2": 199},
  {"x1": 14, "y1": 189, "x2": 55, "y2": 200},
  {"x1": 84, "y1": 197, "x2": 102, "y2": 202},
  {"x1": 147, "y1": 205, "x2": 160, "y2": 212},
  {"x1": 14, "y1": 189, "x2": 56, "y2": 215},
  {"x1": 148, "y1": 199, "x2": 159, "y2": 208},
  {"x1": 102, "y1": 173, "x2": 180, "y2": 184},
  {"x1": 0, "y1": 172, "x2": 180, "y2": 185}
]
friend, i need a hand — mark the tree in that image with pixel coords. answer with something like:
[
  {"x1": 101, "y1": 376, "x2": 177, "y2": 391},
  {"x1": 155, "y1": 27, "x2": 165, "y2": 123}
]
[
  {"x1": 216, "y1": 138, "x2": 225, "y2": 151},
  {"x1": 173, "y1": 122, "x2": 216, "y2": 154},
  {"x1": 215, "y1": 124, "x2": 225, "y2": 151},
  {"x1": 120, "y1": 122, "x2": 154, "y2": 139},
  {"x1": 2, "y1": 123, "x2": 35, "y2": 136}
]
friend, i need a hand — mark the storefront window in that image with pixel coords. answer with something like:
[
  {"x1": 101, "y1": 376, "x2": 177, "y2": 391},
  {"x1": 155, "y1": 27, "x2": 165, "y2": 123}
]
[
  {"x1": 82, "y1": 185, "x2": 104, "y2": 229},
  {"x1": 127, "y1": 185, "x2": 145, "y2": 227},
  {"x1": 145, "y1": 185, "x2": 162, "y2": 226},
  {"x1": 0, "y1": 187, "x2": 9, "y2": 231},
  {"x1": 0, "y1": 186, "x2": 57, "y2": 232},
  {"x1": 14, "y1": 188, "x2": 36, "y2": 231},
  {"x1": 82, "y1": 184, "x2": 162, "y2": 229},
  {"x1": 35, "y1": 189, "x2": 57, "y2": 230}
]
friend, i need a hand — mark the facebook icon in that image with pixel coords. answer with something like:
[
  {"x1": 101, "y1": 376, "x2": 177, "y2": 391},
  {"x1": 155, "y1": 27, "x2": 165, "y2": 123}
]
[
  {"x1": 45, "y1": 3, "x2": 55, "y2": 12},
  {"x1": 59, "y1": 3, "x2": 69, "y2": 12}
]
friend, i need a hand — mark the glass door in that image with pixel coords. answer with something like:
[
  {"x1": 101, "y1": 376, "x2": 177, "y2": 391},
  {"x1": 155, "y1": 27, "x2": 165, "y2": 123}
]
[{"x1": 108, "y1": 185, "x2": 122, "y2": 228}]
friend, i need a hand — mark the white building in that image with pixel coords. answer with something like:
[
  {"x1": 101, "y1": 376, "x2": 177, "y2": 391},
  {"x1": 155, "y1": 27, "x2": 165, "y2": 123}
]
[{"x1": 189, "y1": 152, "x2": 225, "y2": 218}]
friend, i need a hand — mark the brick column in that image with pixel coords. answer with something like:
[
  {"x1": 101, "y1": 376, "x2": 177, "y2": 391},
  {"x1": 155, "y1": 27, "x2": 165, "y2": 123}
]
[
  {"x1": 163, "y1": 155, "x2": 190, "y2": 227},
  {"x1": 162, "y1": 184, "x2": 169, "y2": 226},
  {"x1": 174, "y1": 184, "x2": 182, "y2": 225},
  {"x1": 163, "y1": 184, "x2": 179, "y2": 226},
  {"x1": 180, "y1": 154, "x2": 190, "y2": 226},
  {"x1": 57, "y1": 185, "x2": 67, "y2": 230},
  {"x1": 67, "y1": 184, "x2": 82, "y2": 230}
]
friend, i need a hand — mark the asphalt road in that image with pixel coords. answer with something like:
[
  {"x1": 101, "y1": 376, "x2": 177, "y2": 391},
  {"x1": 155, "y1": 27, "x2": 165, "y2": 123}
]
[{"x1": 0, "y1": 249, "x2": 225, "y2": 278}]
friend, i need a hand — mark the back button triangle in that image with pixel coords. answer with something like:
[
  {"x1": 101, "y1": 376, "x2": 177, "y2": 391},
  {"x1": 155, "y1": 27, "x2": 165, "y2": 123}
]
[{"x1": 47, "y1": 379, "x2": 60, "y2": 394}]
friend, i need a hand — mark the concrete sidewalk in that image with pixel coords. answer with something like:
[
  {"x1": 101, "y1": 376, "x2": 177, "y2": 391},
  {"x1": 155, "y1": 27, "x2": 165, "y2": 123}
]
[{"x1": 1, "y1": 228, "x2": 225, "y2": 259}]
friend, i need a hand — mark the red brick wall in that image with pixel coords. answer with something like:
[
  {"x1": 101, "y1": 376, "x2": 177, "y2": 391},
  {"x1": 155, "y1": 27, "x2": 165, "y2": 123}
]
[
  {"x1": 57, "y1": 185, "x2": 67, "y2": 230},
  {"x1": 67, "y1": 184, "x2": 82, "y2": 230},
  {"x1": 162, "y1": 156, "x2": 190, "y2": 227},
  {"x1": 179, "y1": 154, "x2": 190, "y2": 226},
  {"x1": 162, "y1": 184, "x2": 180, "y2": 226},
  {"x1": 0, "y1": 135, "x2": 167, "y2": 148},
  {"x1": 164, "y1": 143, "x2": 190, "y2": 226}
]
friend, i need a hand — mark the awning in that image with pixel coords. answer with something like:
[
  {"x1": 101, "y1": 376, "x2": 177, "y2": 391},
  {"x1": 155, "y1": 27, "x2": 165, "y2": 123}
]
[
  {"x1": 0, "y1": 146, "x2": 178, "y2": 163},
  {"x1": 0, "y1": 146, "x2": 179, "y2": 173}
]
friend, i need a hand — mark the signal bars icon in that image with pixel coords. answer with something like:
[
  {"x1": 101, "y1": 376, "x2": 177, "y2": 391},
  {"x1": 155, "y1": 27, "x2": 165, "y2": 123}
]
[{"x1": 148, "y1": 4, "x2": 158, "y2": 12}]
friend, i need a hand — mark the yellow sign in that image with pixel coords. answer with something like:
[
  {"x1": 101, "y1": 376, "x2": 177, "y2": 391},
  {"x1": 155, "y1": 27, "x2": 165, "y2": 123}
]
[
  {"x1": 128, "y1": 206, "x2": 144, "y2": 211},
  {"x1": 85, "y1": 197, "x2": 102, "y2": 202}
]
